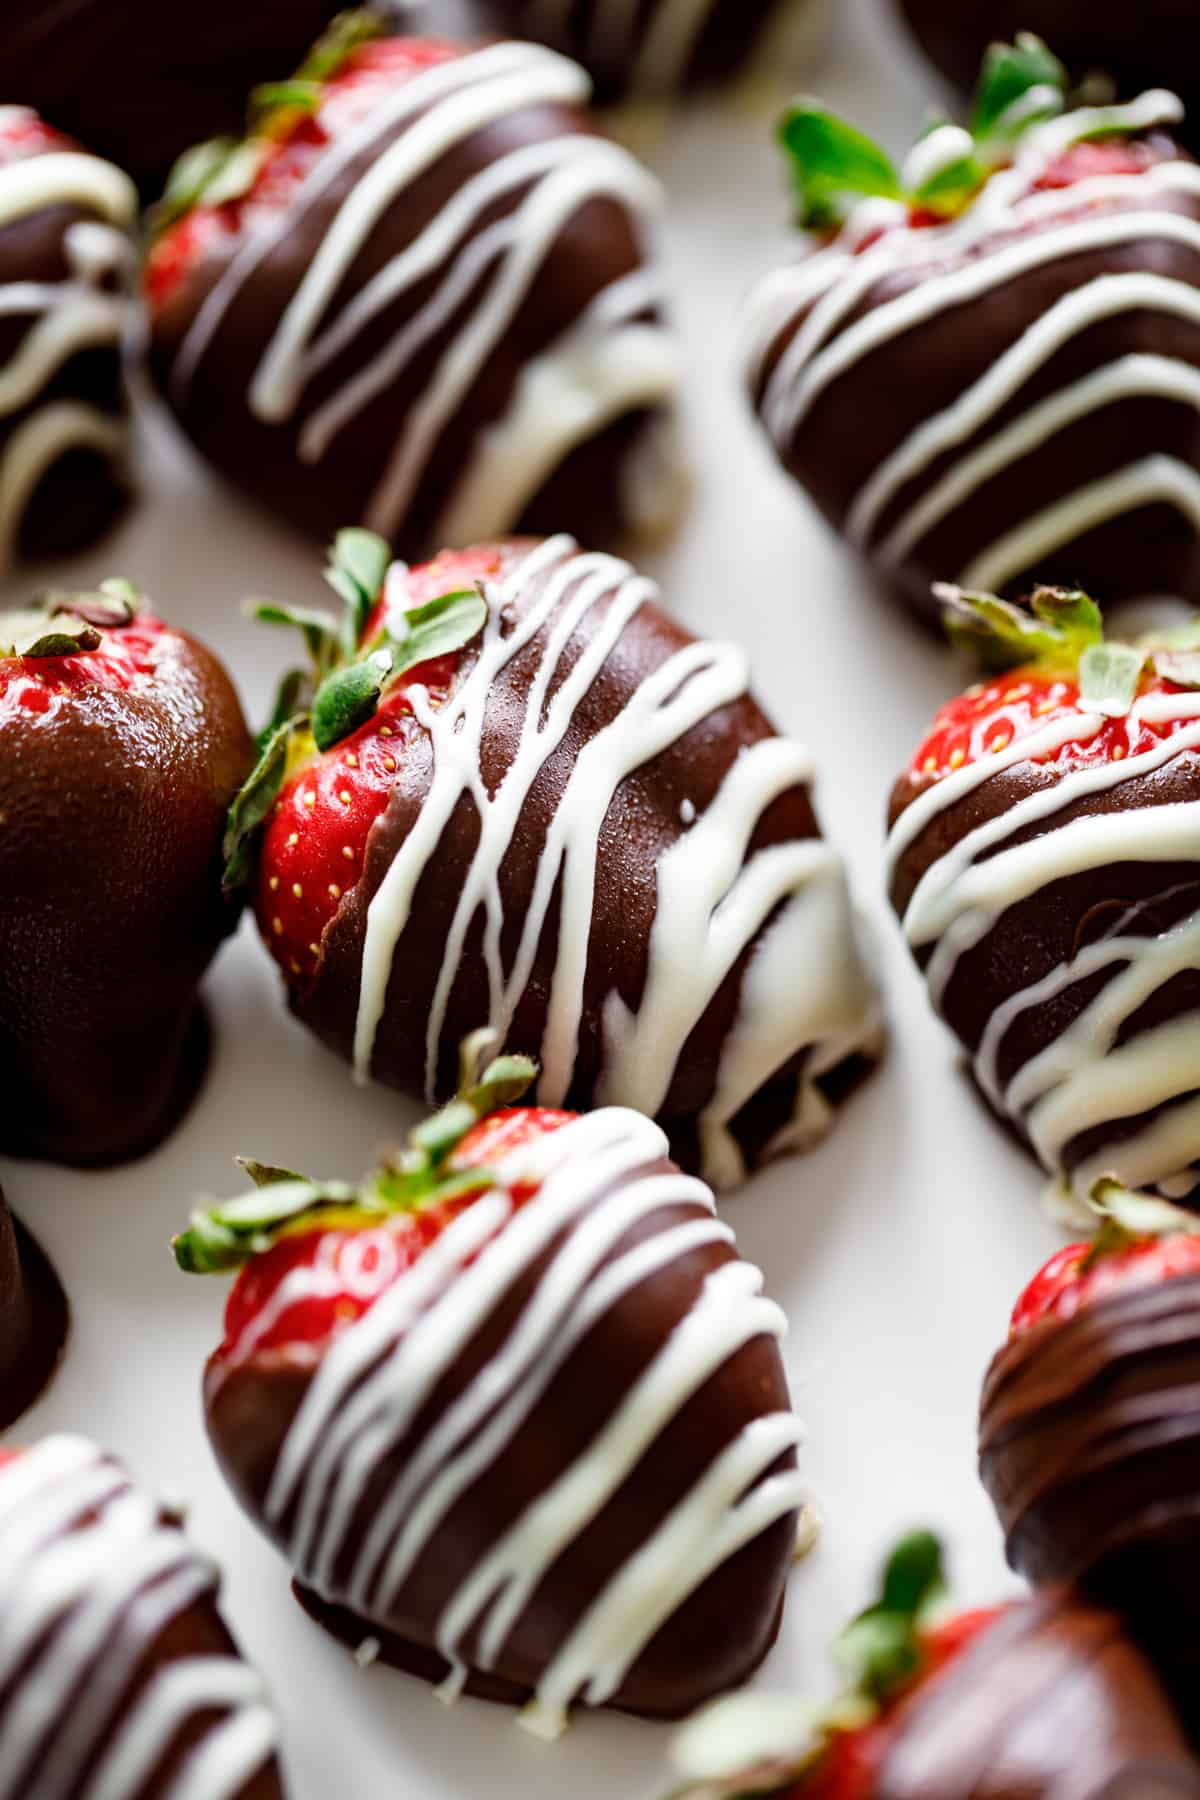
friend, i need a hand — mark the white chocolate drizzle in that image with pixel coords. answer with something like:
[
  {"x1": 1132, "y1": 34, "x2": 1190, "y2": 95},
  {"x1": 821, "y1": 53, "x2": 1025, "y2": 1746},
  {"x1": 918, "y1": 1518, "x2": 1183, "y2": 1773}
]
[
  {"x1": 352, "y1": 536, "x2": 881, "y2": 1187},
  {"x1": 0, "y1": 134, "x2": 135, "y2": 569},
  {"x1": 887, "y1": 689, "x2": 1200, "y2": 1207},
  {"x1": 251, "y1": 1107, "x2": 806, "y2": 1735},
  {"x1": 169, "y1": 43, "x2": 678, "y2": 552},
  {"x1": 0, "y1": 1435, "x2": 277, "y2": 1800},
  {"x1": 743, "y1": 90, "x2": 1200, "y2": 595}
]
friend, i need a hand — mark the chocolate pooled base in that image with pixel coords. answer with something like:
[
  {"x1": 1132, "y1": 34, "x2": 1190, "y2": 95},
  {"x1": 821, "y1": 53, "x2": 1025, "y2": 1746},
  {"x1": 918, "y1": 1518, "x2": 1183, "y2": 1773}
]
[
  {"x1": 0, "y1": 626, "x2": 253, "y2": 1167},
  {"x1": 0, "y1": 1195, "x2": 68, "y2": 1428},
  {"x1": 875, "y1": 1586, "x2": 1200, "y2": 1798}
]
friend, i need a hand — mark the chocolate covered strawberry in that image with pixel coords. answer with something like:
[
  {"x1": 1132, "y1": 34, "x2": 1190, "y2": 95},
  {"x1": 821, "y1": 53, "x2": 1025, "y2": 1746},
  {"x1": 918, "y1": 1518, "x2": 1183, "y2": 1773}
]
[
  {"x1": 670, "y1": 1532, "x2": 1199, "y2": 1798},
  {"x1": 173, "y1": 1035, "x2": 807, "y2": 1731},
  {"x1": 0, "y1": 1182, "x2": 67, "y2": 1428},
  {"x1": 0, "y1": 105, "x2": 137, "y2": 567},
  {"x1": 744, "y1": 35, "x2": 1200, "y2": 622},
  {"x1": 144, "y1": 14, "x2": 679, "y2": 560},
  {"x1": 888, "y1": 585, "x2": 1200, "y2": 1217},
  {"x1": 982, "y1": 1187, "x2": 1200, "y2": 1643},
  {"x1": 226, "y1": 528, "x2": 882, "y2": 1190},
  {"x1": 0, "y1": 1434, "x2": 284, "y2": 1799},
  {"x1": 0, "y1": 582, "x2": 253, "y2": 1165}
]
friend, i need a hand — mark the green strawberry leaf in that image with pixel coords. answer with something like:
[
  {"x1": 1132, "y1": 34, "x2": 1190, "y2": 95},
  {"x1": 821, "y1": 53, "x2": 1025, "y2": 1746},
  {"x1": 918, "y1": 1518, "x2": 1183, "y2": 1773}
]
[
  {"x1": 325, "y1": 526, "x2": 392, "y2": 658},
  {"x1": 248, "y1": 79, "x2": 323, "y2": 126},
  {"x1": 938, "y1": 582, "x2": 1104, "y2": 671},
  {"x1": 971, "y1": 34, "x2": 1067, "y2": 143},
  {"x1": 312, "y1": 647, "x2": 391, "y2": 752},
  {"x1": 222, "y1": 715, "x2": 301, "y2": 893},
  {"x1": 777, "y1": 103, "x2": 903, "y2": 230},
  {"x1": 235, "y1": 1157, "x2": 308, "y2": 1189},
  {"x1": 259, "y1": 666, "x2": 311, "y2": 748},
  {"x1": 250, "y1": 598, "x2": 341, "y2": 676},
  {"x1": 1079, "y1": 643, "x2": 1145, "y2": 717},
  {"x1": 834, "y1": 1530, "x2": 945, "y2": 1704},
  {"x1": 174, "y1": 1035, "x2": 540, "y2": 1275},
  {"x1": 385, "y1": 585, "x2": 488, "y2": 680}
]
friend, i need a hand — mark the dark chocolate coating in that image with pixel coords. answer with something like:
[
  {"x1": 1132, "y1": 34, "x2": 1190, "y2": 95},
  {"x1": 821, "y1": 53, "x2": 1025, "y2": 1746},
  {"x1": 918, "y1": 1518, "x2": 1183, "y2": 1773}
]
[
  {"x1": 205, "y1": 1150, "x2": 799, "y2": 1719},
  {"x1": 895, "y1": 1, "x2": 1200, "y2": 153},
  {"x1": 980, "y1": 1274, "x2": 1200, "y2": 1599},
  {"x1": 0, "y1": 150, "x2": 134, "y2": 564},
  {"x1": 0, "y1": 1191, "x2": 68, "y2": 1428},
  {"x1": 751, "y1": 156, "x2": 1200, "y2": 622},
  {"x1": 146, "y1": 49, "x2": 672, "y2": 562},
  {"x1": 0, "y1": 620, "x2": 253, "y2": 1165},
  {"x1": 876, "y1": 1587, "x2": 1200, "y2": 1798},
  {"x1": 0, "y1": 1, "x2": 346, "y2": 198},
  {"x1": 0, "y1": 1440, "x2": 284, "y2": 1799},
  {"x1": 295, "y1": 540, "x2": 874, "y2": 1178},
  {"x1": 480, "y1": 0, "x2": 804, "y2": 103},
  {"x1": 887, "y1": 750, "x2": 1200, "y2": 1199}
]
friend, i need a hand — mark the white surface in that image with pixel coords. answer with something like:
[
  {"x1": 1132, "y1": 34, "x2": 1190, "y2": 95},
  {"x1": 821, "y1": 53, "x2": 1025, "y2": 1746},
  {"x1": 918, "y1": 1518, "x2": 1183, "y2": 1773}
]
[{"x1": 0, "y1": 4, "x2": 1069, "y2": 1795}]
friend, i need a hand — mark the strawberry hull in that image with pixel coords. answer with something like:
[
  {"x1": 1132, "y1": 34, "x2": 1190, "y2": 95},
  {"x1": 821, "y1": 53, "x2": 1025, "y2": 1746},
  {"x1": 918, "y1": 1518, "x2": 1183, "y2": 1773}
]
[
  {"x1": 0, "y1": 1186, "x2": 67, "y2": 1427},
  {"x1": 193, "y1": 1108, "x2": 806, "y2": 1729},
  {"x1": 0, "y1": 613, "x2": 254, "y2": 1165}
]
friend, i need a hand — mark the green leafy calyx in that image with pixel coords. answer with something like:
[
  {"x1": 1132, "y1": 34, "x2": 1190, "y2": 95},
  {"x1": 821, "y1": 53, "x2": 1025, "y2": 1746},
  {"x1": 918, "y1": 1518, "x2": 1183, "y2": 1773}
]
[
  {"x1": 0, "y1": 580, "x2": 139, "y2": 659},
  {"x1": 221, "y1": 528, "x2": 487, "y2": 893},
  {"x1": 834, "y1": 1530, "x2": 946, "y2": 1704},
  {"x1": 173, "y1": 1031, "x2": 539, "y2": 1273},
  {"x1": 1083, "y1": 1178, "x2": 1200, "y2": 1260},
  {"x1": 936, "y1": 582, "x2": 1105, "y2": 673},
  {"x1": 778, "y1": 34, "x2": 1070, "y2": 230}
]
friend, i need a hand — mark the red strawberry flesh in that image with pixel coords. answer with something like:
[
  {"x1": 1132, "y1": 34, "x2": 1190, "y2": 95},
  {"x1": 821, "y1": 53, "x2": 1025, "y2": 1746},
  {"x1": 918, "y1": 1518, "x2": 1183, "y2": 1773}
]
[
  {"x1": 1011, "y1": 1233, "x2": 1200, "y2": 1336},
  {"x1": 253, "y1": 545, "x2": 499, "y2": 990},
  {"x1": 217, "y1": 1105, "x2": 574, "y2": 1367},
  {"x1": 907, "y1": 668, "x2": 1196, "y2": 783},
  {"x1": 0, "y1": 616, "x2": 171, "y2": 723}
]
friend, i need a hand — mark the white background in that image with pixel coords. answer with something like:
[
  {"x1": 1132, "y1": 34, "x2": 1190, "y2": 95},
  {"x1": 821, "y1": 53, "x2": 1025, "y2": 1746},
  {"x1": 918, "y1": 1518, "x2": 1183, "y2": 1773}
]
[{"x1": 1, "y1": 3, "x2": 1073, "y2": 1793}]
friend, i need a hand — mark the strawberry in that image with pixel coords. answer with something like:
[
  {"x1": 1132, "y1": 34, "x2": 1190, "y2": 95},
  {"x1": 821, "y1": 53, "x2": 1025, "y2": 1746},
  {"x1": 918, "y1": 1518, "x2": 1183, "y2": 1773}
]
[
  {"x1": 145, "y1": 20, "x2": 462, "y2": 312},
  {"x1": 174, "y1": 1035, "x2": 563, "y2": 1368},
  {"x1": 0, "y1": 579, "x2": 253, "y2": 1166},
  {"x1": 671, "y1": 1535, "x2": 1004, "y2": 1800},
  {"x1": 221, "y1": 528, "x2": 491, "y2": 989},
  {"x1": 0, "y1": 583, "x2": 172, "y2": 720},
  {"x1": 1011, "y1": 1183, "x2": 1200, "y2": 1335},
  {"x1": 908, "y1": 585, "x2": 1200, "y2": 785}
]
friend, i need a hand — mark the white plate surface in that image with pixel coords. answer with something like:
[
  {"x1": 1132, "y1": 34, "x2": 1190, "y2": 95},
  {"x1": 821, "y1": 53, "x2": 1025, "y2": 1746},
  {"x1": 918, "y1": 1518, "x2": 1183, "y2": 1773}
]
[{"x1": 0, "y1": 4, "x2": 1072, "y2": 1794}]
